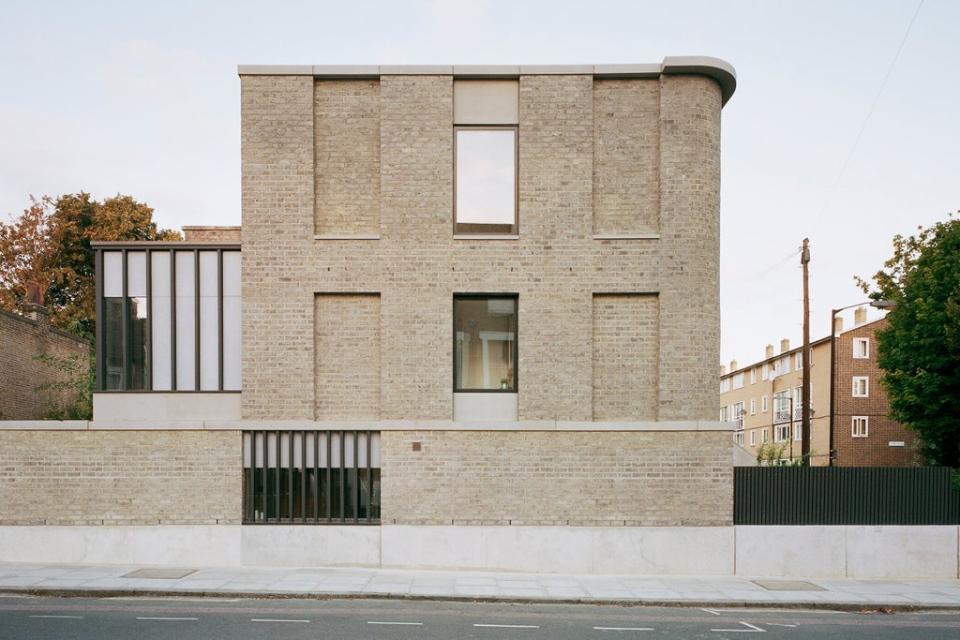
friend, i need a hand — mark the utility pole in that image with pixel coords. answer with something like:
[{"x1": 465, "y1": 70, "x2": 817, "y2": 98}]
[{"x1": 801, "y1": 238, "x2": 811, "y2": 462}]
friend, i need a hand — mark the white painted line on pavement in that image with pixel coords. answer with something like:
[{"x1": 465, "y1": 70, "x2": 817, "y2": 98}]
[
  {"x1": 136, "y1": 616, "x2": 198, "y2": 621},
  {"x1": 368, "y1": 621, "x2": 424, "y2": 626},
  {"x1": 593, "y1": 625, "x2": 654, "y2": 631},
  {"x1": 30, "y1": 615, "x2": 84, "y2": 619},
  {"x1": 702, "y1": 608, "x2": 721, "y2": 615},
  {"x1": 475, "y1": 623, "x2": 541, "y2": 629},
  {"x1": 251, "y1": 618, "x2": 310, "y2": 623},
  {"x1": 710, "y1": 621, "x2": 765, "y2": 633}
]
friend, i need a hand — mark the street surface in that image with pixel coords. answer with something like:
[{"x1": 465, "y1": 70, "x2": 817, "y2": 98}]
[{"x1": 1, "y1": 595, "x2": 959, "y2": 639}]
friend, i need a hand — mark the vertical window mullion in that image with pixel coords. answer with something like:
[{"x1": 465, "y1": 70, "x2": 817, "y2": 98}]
[
  {"x1": 95, "y1": 250, "x2": 104, "y2": 390},
  {"x1": 145, "y1": 249, "x2": 152, "y2": 391},
  {"x1": 170, "y1": 249, "x2": 177, "y2": 390},
  {"x1": 274, "y1": 431, "x2": 280, "y2": 523},
  {"x1": 261, "y1": 431, "x2": 267, "y2": 522},
  {"x1": 300, "y1": 431, "x2": 307, "y2": 522},
  {"x1": 121, "y1": 249, "x2": 129, "y2": 391},
  {"x1": 217, "y1": 249, "x2": 224, "y2": 391},
  {"x1": 193, "y1": 248, "x2": 200, "y2": 391},
  {"x1": 353, "y1": 431, "x2": 359, "y2": 524},
  {"x1": 326, "y1": 432, "x2": 332, "y2": 524},
  {"x1": 288, "y1": 430, "x2": 294, "y2": 522},
  {"x1": 313, "y1": 430, "x2": 320, "y2": 523}
]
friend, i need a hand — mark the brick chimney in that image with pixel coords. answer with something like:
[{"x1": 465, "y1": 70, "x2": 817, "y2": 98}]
[
  {"x1": 720, "y1": 364, "x2": 726, "y2": 375},
  {"x1": 765, "y1": 344, "x2": 774, "y2": 358},
  {"x1": 729, "y1": 359, "x2": 738, "y2": 372},
  {"x1": 780, "y1": 338, "x2": 790, "y2": 354},
  {"x1": 22, "y1": 281, "x2": 50, "y2": 323},
  {"x1": 854, "y1": 307, "x2": 867, "y2": 326}
]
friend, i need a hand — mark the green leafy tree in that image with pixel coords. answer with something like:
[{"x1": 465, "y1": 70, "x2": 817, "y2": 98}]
[
  {"x1": 857, "y1": 214, "x2": 960, "y2": 466},
  {"x1": 0, "y1": 192, "x2": 180, "y2": 339}
]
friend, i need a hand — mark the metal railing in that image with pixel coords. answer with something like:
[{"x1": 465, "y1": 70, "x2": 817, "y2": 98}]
[
  {"x1": 735, "y1": 466, "x2": 960, "y2": 525},
  {"x1": 242, "y1": 431, "x2": 380, "y2": 524}
]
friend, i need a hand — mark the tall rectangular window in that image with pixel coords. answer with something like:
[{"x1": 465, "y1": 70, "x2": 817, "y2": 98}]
[
  {"x1": 852, "y1": 416, "x2": 869, "y2": 438},
  {"x1": 453, "y1": 295, "x2": 517, "y2": 391},
  {"x1": 150, "y1": 252, "x2": 172, "y2": 390},
  {"x1": 222, "y1": 251, "x2": 242, "y2": 390},
  {"x1": 175, "y1": 251, "x2": 196, "y2": 390},
  {"x1": 126, "y1": 251, "x2": 149, "y2": 390},
  {"x1": 852, "y1": 376, "x2": 869, "y2": 397},
  {"x1": 198, "y1": 251, "x2": 219, "y2": 390},
  {"x1": 454, "y1": 128, "x2": 518, "y2": 234},
  {"x1": 853, "y1": 338, "x2": 870, "y2": 359}
]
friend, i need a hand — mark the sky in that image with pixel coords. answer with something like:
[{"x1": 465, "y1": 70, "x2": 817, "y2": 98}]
[{"x1": 1, "y1": 0, "x2": 957, "y2": 366}]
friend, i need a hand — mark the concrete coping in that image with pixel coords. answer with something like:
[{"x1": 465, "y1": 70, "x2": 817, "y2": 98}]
[
  {"x1": 0, "y1": 419, "x2": 731, "y2": 432},
  {"x1": 237, "y1": 56, "x2": 737, "y2": 105}
]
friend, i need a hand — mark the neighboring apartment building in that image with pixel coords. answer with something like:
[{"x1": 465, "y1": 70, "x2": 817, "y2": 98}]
[
  {"x1": 1, "y1": 59, "x2": 742, "y2": 573},
  {"x1": 721, "y1": 308, "x2": 916, "y2": 467}
]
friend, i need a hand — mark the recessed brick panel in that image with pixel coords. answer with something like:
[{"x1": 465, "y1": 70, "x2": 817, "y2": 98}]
[{"x1": 315, "y1": 293, "x2": 381, "y2": 419}]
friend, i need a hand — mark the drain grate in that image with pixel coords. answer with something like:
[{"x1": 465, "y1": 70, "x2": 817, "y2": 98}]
[
  {"x1": 752, "y1": 579, "x2": 826, "y2": 591},
  {"x1": 122, "y1": 568, "x2": 196, "y2": 580}
]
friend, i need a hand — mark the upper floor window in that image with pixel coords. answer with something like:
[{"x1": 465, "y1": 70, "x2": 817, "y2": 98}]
[
  {"x1": 96, "y1": 246, "x2": 241, "y2": 392},
  {"x1": 749, "y1": 368, "x2": 756, "y2": 384},
  {"x1": 453, "y1": 295, "x2": 517, "y2": 392},
  {"x1": 852, "y1": 416, "x2": 869, "y2": 438},
  {"x1": 852, "y1": 376, "x2": 869, "y2": 397},
  {"x1": 795, "y1": 353, "x2": 803, "y2": 369},
  {"x1": 453, "y1": 80, "x2": 519, "y2": 236},
  {"x1": 853, "y1": 338, "x2": 870, "y2": 359},
  {"x1": 732, "y1": 372, "x2": 744, "y2": 389}
]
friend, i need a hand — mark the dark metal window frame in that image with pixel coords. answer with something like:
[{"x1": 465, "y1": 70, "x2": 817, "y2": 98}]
[
  {"x1": 93, "y1": 243, "x2": 240, "y2": 393},
  {"x1": 453, "y1": 125, "x2": 519, "y2": 235},
  {"x1": 242, "y1": 430, "x2": 380, "y2": 525},
  {"x1": 453, "y1": 293, "x2": 519, "y2": 393}
]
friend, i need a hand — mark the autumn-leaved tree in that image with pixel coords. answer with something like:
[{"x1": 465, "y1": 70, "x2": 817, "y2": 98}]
[
  {"x1": 0, "y1": 192, "x2": 180, "y2": 339},
  {"x1": 857, "y1": 214, "x2": 960, "y2": 467}
]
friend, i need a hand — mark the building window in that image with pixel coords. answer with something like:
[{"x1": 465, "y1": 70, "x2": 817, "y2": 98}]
[
  {"x1": 97, "y1": 247, "x2": 241, "y2": 392},
  {"x1": 454, "y1": 295, "x2": 517, "y2": 391},
  {"x1": 750, "y1": 430, "x2": 756, "y2": 446},
  {"x1": 762, "y1": 428, "x2": 769, "y2": 444},
  {"x1": 454, "y1": 127, "x2": 518, "y2": 234},
  {"x1": 243, "y1": 431, "x2": 380, "y2": 523},
  {"x1": 775, "y1": 423, "x2": 790, "y2": 442},
  {"x1": 761, "y1": 395, "x2": 768, "y2": 413},
  {"x1": 761, "y1": 364, "x2": 769, "y2": 380},
  {"x1": 749, "y1": 398, "x2": 756, "y2": 415},
  {"x1": 852, "y1": 376, "x2": 869, "y2": 397},
  {"x1": 853, "y1": 338, "x2": 870, "y2": 359},
  {"x1": 794, "y1": 423, "x2": 802, "y2": 441},
  {"x1": 795, "y1": 353, "x2": 802, "y2": 369},
  {"x1": 720, "y1": 405, "x2": 729, "y2": 422},
  {"x1": 734, "y1": 431, "x2": 744, "y2": 446},
  {"x1": 733, "y1": 372, "x2": 744, "y2": 389},
  {"x1": 852, "y1": 416, "x2": 869, "y2": 438}
]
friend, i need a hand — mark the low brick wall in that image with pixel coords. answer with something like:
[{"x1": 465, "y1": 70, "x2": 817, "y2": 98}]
[
  {"x1": 0, "y1": 430, "x2": 241, "y2": 525},
  {"x1": 381, "y1": 430, "x2": 733, "y2": 526}
]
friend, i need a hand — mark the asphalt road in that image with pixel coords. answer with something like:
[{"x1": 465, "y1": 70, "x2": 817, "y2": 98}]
[{"x1": 1, "y1": 595, "x2": 959, "y2": 639}]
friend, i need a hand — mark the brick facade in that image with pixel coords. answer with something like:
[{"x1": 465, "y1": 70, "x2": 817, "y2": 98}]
[
  {"x1": 0, "y1": 309, "x2": 91, "y2": 420},
  {"x1": 240, "y1": 72, "x2": 723, "y2": 424},
  {"x1": 381, "y1": 430, "x2": 732, "y2": 526},
  {"x1": 0, "y1": 430, "x2": 241, "y2": 525},
  {"x1": 182, "y1": 226, "x2": 242, "y2": 242},
  {"x1": 834, "y1": 318, "x2": 917, "y2": 466}
]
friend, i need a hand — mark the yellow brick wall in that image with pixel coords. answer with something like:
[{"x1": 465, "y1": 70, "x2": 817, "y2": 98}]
[
  {"x1": 592, "y1": 294, "x2": 659, "y2": 420},
  {"x1": 0, "y1": 430, "x2": 241, "y2": 525},
  {"x1": 315, "y1": 294, "x2": 381, "y2": 419}
]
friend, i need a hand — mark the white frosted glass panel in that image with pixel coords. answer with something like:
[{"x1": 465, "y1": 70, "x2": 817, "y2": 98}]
[
  {"x1": 126, "y1": 252, "x2": 146, "y2": 297},
  {"x1": 103, "y1": 252, "x2": 123, "y2": 297},
  {"x1": 199, "y1": 251, "x2": 219, "y2": 390},
  {"x1": 456, "y1": 129, "x2": 516, "y2": 225},
  {"x1": 174, "y1": 251, "x2": 195, "y2": 389},
  {"x1": 222, "y1": 251, "x2": 240, "y2": 297},
  {"x1": 150, "y1": 251, "x2": 172, "y2": 390},
  {"x1": 223, "y1": 296, "x2": 241, "y2": 390}
]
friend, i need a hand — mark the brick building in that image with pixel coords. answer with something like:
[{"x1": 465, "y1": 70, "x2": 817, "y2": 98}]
[
  {"x1": 0, "y1": 59, "x2": 743, "y2": 572},
  {"x1": 721, "y1": 308, "x2": 917, "y2": 466}
]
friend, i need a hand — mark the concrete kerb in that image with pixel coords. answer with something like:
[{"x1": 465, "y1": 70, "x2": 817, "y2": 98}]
[{"x1": 2, "y1": 587, "x2": 959, "y2": 613}]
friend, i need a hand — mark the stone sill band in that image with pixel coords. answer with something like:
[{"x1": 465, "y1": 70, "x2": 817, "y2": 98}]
[
  {"x1": 0, "y1": 419, "x2": 730, "y2": 432},
  {"x1": 237, "y1": 57, "x2": 737, "y2": 106}
]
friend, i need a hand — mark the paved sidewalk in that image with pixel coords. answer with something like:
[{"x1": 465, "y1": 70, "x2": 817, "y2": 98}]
[{"x1": 1, "y1": 562, "x2": 958, "y2": 610}]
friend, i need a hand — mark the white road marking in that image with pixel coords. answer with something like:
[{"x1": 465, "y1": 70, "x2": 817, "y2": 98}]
[
  {"x1": 367, "y1": 621, "x2": 424, "y2": 626},
  {"x1": 593, "y1": 625, "x2": 654, "y2": 631},
  {"x1": 136, "y1": 616, "x2": 198, "y2": 621},
  {"x1": 710, "y1": 621, "x2": 766, "y2": 633},
  {"x1": 29, "y1": 615, "x2": 84, "y2": 619},
  {"x1": 474, "y1": 623, "x2": 541, "y2": 629},
  {"x1": 251, "y1": 618, "x2": 310, "y2": 623},
  {"x1": 702, "y1": 608, "x2": 722, "y2": 615}
]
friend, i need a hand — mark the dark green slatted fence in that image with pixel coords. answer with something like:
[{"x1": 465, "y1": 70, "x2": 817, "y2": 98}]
[{"x1": 734, "y1": 467, "x2": 960, "y2": 525}]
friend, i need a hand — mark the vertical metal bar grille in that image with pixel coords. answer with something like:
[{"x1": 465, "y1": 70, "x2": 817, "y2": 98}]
[
  {"x1": 217, "y1": 249, "x2": 224, "y2": 391},
  {"x1": 242, "y1": 431, "x2": 381, "y2": 525},
  {"x1": 170, "y1": 249, "x2": 177, "y2": 390},
  {"x1": 193, "y1": 248, "x2": 200, "y2": 391},
  {"x1": 145, "y1": 249, "x2": 152, "y2": 390},
  {"x1": 735, "y1": 466, "x2": 960, "y2": 525}
]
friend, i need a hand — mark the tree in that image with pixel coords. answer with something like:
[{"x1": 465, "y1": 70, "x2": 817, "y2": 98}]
[
  {"x1": 0, "y1": 192, "x2": 180, "y2": 338},
  {"x1": 857, "y1": 214, "x2": 960, "y2": 467}
]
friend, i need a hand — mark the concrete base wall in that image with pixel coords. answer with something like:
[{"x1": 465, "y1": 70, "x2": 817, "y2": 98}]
[
  {"x1": 736, "y1": 525, "x2": 960, "y2": 579},
  {"x1": 0, "y1": 525, "x2": 956, "y2": 578}
]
